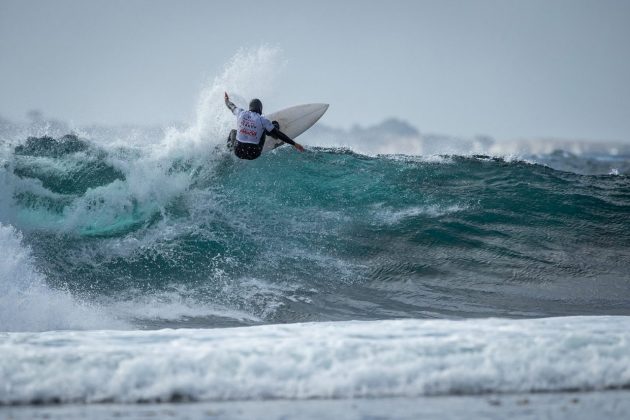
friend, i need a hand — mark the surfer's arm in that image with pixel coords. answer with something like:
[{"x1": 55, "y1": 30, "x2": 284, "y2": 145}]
[
  {"x1": 268, "y1": 128, "x2": 294, "y2": 145},
  {"x1": 224, "y1": 92, "x2": 237, "y2": 114},
  {"x1": 268, "y1": 128, "x2": 305, "y2": 152}
]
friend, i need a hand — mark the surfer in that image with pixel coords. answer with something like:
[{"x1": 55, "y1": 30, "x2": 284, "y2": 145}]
[{"x1": 224, "y1": 92, "x2": 304, "y2": 160}]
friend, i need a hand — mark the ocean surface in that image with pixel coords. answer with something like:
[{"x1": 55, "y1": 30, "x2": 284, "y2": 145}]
[{"x1": 1, "y1": 50, "x2": 630, "y2": 416}]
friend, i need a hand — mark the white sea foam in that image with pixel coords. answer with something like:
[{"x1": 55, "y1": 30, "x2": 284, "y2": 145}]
[
  {"x1": 373, "y1": 203, "x2": 467, "y2": 224},
  {"x1": 103, "y1": 288, "x2": 261, "y2": 324},
  {"x1": 1, "y1": 316, "x2": 629, "y2": 404},
  {"x1": 0, "y1": 223, "x2": 125, "y2": 332},
  {"x1": 382, "y1": 154, "x2": 455, "y2": 164}
]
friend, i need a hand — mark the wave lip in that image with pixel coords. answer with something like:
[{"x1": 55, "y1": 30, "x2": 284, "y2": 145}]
[{"x1": 1, "y1": 316, "x2": 629, "y2": 405}]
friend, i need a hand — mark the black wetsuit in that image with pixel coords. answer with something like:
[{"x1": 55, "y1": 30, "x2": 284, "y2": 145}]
[
  {"x1": 227, "y1": 129, "x2": 266, "y2": 160},
  {"x1": 225, "y1": 98, "x2": 296, "y2": 160}
]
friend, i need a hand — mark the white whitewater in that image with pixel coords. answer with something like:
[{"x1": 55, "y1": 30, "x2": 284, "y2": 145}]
[{"x1": 1, "y1": 316, "x2": 629, "y2": 404}]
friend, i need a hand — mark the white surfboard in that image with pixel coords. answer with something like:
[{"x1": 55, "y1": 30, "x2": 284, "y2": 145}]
[{"x1": 261, "y1": 103, "x2": 329, "y2": 152}]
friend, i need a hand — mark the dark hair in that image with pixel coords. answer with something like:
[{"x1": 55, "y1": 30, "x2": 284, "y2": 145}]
[{"x1": 249, "y1": 98, "x2": 263, "y2": 114}]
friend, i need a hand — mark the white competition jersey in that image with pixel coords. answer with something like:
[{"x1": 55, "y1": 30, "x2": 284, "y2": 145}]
[{"x1": 233, "y1": 107, "x2": 275, "y2": 144}]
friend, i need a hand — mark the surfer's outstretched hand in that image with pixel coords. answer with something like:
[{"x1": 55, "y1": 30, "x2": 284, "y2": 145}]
[{"x1": 294, "y1": 143, "x2": 305, "y2": 152}]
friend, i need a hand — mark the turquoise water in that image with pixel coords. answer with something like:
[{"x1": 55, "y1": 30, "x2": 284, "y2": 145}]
[{"x1": 2, "y1": 134, "x2": 629, "y2": 328}]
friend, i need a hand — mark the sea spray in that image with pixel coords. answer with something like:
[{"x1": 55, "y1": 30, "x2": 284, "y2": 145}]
[
  {"x1": 0, "y1": 222, "x2": 124, "y2": 331},
  {"x1": 184, "y1": 45, "x2": 285, "y2": 148}
]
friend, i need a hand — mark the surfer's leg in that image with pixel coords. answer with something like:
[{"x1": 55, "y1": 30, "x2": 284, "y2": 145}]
[
  {"x1": 226, "y1": 129, "x2": 237, "y2": 151},
  {"x1": 234, "y1": 142, "x2": 262, "y2": 160}
]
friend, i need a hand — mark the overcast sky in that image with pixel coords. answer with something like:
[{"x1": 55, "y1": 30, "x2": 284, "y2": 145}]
[{"x1": 1, "y1": 0, "x2": 629, "y2": 141}]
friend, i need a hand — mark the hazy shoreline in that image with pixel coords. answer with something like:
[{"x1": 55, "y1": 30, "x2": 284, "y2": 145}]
[{"x1": 3, "y1": 391, "x2": 630, "y2": 420}]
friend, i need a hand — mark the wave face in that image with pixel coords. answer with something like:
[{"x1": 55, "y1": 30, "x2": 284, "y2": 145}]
[
  {"x1": 2, "y1": 317, "x2": 630, "y2": 404},
  {"x1": 1, "y1": 130, "x2": 629, "y2": 330}
]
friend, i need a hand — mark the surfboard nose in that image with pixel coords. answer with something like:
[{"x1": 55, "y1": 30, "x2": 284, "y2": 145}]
[
  {"x1": 310, "y1": 104, "x2": 329, "y2": 121},
  {"x1": 263, "y1": 103, "x2": 330, "y2": 146}
]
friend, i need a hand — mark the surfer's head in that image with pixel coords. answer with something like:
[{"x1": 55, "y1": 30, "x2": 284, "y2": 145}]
[{"x1": 249, "y1": 98, "x2": 263, "y2": 114}]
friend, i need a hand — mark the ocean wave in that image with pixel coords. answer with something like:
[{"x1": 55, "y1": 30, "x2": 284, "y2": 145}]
[
  {"x1": 1, "y1": 316, "x2": 629, "y2": 404},
  {"x1": 0, "y1": 135, "x2": 629, "y2": 329}
]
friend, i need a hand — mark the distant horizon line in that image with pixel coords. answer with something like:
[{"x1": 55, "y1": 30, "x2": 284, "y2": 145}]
[{"x1": 0, "y1": 111, "x2": 627, "y2": 145}]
